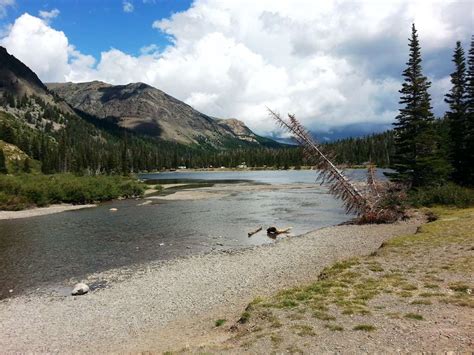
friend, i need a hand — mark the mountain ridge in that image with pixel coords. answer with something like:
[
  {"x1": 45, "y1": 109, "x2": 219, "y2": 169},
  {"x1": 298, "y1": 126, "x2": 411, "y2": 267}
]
[{"x1": 47, "y1": 80, "x2": 269, "y2": 147}]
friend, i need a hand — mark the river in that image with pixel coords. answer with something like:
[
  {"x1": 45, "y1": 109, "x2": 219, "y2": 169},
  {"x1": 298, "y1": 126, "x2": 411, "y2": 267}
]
[{"x1": 0, "y1": 169, "x2": 381, "y2": 299}]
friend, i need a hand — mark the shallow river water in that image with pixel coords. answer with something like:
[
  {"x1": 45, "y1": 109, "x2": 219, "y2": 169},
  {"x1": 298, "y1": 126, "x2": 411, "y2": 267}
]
[{"x1": 0, "y1": 169, "x2": 380, "y2": 298}]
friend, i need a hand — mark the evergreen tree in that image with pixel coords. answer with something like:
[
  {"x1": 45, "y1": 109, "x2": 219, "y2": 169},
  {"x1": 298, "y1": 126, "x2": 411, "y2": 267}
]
[
  {"x1": 0, "y1": 149, "x2": 7, "y2": 174},
  {"x1": 445, "y1": 41, "x2": 468, "y2": 183},
  {"x1": 465, "y1": 35, "x2": 474, "y2": 185},
  {"x1": 388, "y1": 24, "x2": 450, "y2": 187}
]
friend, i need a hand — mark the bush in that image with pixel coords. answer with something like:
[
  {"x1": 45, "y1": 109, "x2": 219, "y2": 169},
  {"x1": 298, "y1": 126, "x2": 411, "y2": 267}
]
[
  {"x1": 409, "y1": 183, "x2": 474, "y2": 208},
  {"x1": 0, "y1": 174, "x2": 146, "y2": 210}
]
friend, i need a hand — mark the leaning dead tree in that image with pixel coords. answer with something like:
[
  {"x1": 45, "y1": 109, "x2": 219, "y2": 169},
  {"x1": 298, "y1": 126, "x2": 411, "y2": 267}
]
[{"x1": 268, "y1": 109, "x2": 395, "y2": 222}]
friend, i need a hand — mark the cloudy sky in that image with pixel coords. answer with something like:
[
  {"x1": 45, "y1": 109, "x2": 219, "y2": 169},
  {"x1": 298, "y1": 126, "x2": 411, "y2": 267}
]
[{"x1": 0, "y1": 0, "x2": 472, "y2": 138}]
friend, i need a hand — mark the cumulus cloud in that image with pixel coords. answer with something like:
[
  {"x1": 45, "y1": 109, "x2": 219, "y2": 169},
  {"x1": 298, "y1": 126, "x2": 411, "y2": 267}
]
[
  {"x1": 123, "y1": 1, "x2": 134, "y2": 13},
  {"x1": 38, "y1": 8, "x2": 60, "y2": 21},
  {"x1": 0, "y1": 1, "x2": 472, "y2": 135}
]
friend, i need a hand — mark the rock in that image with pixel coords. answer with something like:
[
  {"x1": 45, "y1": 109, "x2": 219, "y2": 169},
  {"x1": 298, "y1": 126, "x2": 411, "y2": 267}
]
[
  {"x1": 109, "y1": 208, "x2": 118, "y2": 212},
  {"x1": 71, "y1": 283, "x2": 89, "y2": 296}
]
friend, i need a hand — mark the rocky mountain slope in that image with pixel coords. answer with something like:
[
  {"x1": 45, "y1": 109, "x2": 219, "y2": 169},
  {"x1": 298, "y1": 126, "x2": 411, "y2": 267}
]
[
  {"x1": 0, "y1": 47, "x2": 74, "y2": 116},
  {"x1": 47, "y1": 81, "x2": 268, "y2": 147}
]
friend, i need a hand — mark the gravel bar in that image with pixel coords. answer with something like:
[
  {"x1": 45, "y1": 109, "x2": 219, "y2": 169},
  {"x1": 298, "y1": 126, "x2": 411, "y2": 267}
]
[{"x1": 0, "y1": 221, "x2": 420, "y2": 352}]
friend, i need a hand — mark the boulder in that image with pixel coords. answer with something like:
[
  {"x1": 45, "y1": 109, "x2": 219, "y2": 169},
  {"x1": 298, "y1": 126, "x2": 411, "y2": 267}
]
[{"x1": 71, "y1": 283, "x2": 89, "y2": 296}]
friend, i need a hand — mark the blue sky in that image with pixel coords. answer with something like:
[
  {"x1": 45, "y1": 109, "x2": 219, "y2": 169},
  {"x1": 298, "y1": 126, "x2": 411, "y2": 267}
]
[
  {"x1": 3, "y1": 0, "x2": 192, "y2": 58},
  {"x1": 0, "y1": 1, "x2": 472, "y2": 137}
]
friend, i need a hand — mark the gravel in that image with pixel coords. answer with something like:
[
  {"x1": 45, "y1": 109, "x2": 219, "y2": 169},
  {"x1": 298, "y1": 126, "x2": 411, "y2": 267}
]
[
  {"x1": 0, "y1": 220, "x2": 420, "y2": 352},
  {"x1": 0, "y1": 204, "x2": 96, "y2": 220}
]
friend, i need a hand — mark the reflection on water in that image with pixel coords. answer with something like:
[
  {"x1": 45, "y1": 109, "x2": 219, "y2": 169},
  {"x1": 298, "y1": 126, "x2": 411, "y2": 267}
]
[{"x1": 0, "y1": 170, "x2": 377, "y2": 299}]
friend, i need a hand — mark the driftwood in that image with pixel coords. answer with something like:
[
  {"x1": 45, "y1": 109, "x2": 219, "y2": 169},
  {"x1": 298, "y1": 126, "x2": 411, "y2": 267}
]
[
  {"x1": 248, "y1": 226, "x2": 263, "y2": 237},
  {"x1": 266, "y1": 226, "x2": 292, "y2": 236}
]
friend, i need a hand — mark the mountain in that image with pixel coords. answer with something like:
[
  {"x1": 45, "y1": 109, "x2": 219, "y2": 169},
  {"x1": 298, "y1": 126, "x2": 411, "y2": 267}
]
[
  {"x1": 0, "y1": 47, "x2": 74, "y2": 116},
  {"x1": 47, "y1": 81, "x2": 273, "y2": 147},
  {"x1": 0, "y1": 46, "x2": 286, "y2": 174}
]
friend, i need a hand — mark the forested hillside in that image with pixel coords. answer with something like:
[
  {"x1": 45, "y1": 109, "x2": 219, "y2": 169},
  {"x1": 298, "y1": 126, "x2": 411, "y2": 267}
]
[{"x1": 324, "y1": 131, "x2": 395, "y2": 167}]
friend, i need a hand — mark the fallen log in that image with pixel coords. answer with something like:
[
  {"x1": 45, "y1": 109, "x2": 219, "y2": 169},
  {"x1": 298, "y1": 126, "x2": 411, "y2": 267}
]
[
  {"x1": 266, "y1": 226, "x2": 292, "y2": 236},
  {"x1": 248, "y1": 226, "x2": 263, "y2": 237}
]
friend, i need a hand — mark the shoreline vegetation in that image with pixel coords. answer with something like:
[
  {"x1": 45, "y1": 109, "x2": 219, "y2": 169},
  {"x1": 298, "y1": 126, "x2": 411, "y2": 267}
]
[{"x1": 0, "y1": 173, "x2": 146, "y2": 211}]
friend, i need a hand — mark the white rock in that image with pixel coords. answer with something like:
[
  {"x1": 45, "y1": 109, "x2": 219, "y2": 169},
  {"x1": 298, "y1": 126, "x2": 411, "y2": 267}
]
[
  {"x1": 71, "y1": 283, "x2": 89, "y2": 296},
  {"x1": 109, "y1": 208, "x2": 118, "y2": 212}
]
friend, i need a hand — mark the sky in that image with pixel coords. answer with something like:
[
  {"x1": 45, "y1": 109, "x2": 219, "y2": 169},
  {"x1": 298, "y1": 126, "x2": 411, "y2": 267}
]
[{"x1": 0, "y1": 0, "x2": 472, "y2": 139}]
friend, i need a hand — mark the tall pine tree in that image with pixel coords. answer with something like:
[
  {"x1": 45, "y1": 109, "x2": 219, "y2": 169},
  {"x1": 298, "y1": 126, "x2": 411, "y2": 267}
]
[
  {"x1": 466, "y1": 35, "x2": 474, "y2": 186},
  {"x1": 388, "y1": 24, "x2": 450, "y2": 187},
  {"x1": 445, "y1": 41, "x2": 468, "y2": 184}
]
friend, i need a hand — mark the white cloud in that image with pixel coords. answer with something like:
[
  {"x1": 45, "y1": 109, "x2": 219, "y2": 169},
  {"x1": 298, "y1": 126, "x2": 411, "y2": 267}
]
[
  {"x1": 140, "y1": 43, "x2": 159, "y2": 55},
  {"x1": 123, "y1": 1, "x2": 134, "y2": 13},
  {"x1": 0, "y1": 0, "x2": 14, "y2": 18},
  {"x1": 1, "y1": 13, "x2": 70, "y2": 82},
  {"x1": 0, "y1": 1, "x2": 472, "y2": 135},
  {"x1": 38, "y1": 8, "x2": 60, "y2": 22}
]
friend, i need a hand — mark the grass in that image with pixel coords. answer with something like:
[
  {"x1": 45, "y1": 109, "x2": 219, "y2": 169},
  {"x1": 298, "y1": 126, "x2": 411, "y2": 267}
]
[
  {"x1": 215, "y1": 319, "x2": 226, "y2": 327},
  {"x1": 227, "y1": 207, "x2": 473, "y2": 351},
  {"x1": 324, "y1": 323, "x2": 344, "y2": 331},
  {"x1": 410, "y1": 299, "x2": 432, "y2": 305},
  {"x1": 291, "y1": 324, "x2": 315, "y2": 337},
  {"x1": 409, "y1": 183, "x2": 474, "y2": 208},
  {"x1": 353, "y1": 324, "x2": 376, "y2": 331},
  {"x1": 448, "y1": 282, "x2": 471, "y2": 293},
  {"x1": 0, "y1": 173, "x2": 146, "y2": 210},
  {"x1": 238, "y1": 311, "x2": 251, "y2": 324},
  {"x1": 270, "y1": 334, "x2": 283, "y2": 346},
  {"x1": 404, "y1": 313, "x2": 424, "y2": 320}
]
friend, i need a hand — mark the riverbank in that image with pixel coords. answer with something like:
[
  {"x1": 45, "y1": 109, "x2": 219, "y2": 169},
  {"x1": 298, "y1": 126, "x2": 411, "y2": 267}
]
[
  {"x1": 0, "y1": 203, "x2": 96, "y2": 220},
  {"x1": 0, "y1": 218, "x2": 421, "y2": 352},
  {"x1": 196, "y1": 207, "x2": 474, "y2": 353}
]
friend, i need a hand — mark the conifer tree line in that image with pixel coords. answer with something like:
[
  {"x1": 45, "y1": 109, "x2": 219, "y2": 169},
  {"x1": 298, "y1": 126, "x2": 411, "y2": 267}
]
[
  {"x1": 0, "y1": 90, "x2": 393, "y2": 174},
  {"x1": 388, "y1": 25, "x2": 473, "y2": 187}
]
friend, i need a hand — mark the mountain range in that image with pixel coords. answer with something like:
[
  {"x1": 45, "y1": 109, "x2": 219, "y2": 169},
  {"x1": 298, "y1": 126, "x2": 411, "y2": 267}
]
[{"x1": 0, "y1": 45, "x2": 278, "y2": 150}]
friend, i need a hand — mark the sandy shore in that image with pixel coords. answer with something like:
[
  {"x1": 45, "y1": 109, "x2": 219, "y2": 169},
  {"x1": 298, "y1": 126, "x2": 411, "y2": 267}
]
[
  {"x1": 0, "y1": 220, "x2": 420, "y2": 352},
  {"x1": 0, "y1": 204, "x2": 96, "y2": 220}
]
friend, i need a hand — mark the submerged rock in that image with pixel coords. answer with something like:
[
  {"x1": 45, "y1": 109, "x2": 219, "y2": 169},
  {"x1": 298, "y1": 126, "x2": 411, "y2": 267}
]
[{"x1": 71, "y1": 283, "x2": 89, "y2": 296}]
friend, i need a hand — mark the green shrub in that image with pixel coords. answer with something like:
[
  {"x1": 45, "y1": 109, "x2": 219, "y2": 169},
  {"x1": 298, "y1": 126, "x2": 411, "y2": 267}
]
[
  {"x1": 0, "y1": 174, "x2": 145, "y2": 210},
  {"x1": 409, "y1": 183, "x2": 474, "y2": 208}
]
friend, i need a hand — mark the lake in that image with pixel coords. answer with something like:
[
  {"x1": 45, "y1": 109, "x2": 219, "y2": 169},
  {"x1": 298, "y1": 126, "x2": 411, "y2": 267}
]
[{"x1": 0, "y1": 169, "x2": 378, "y2": 299}]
